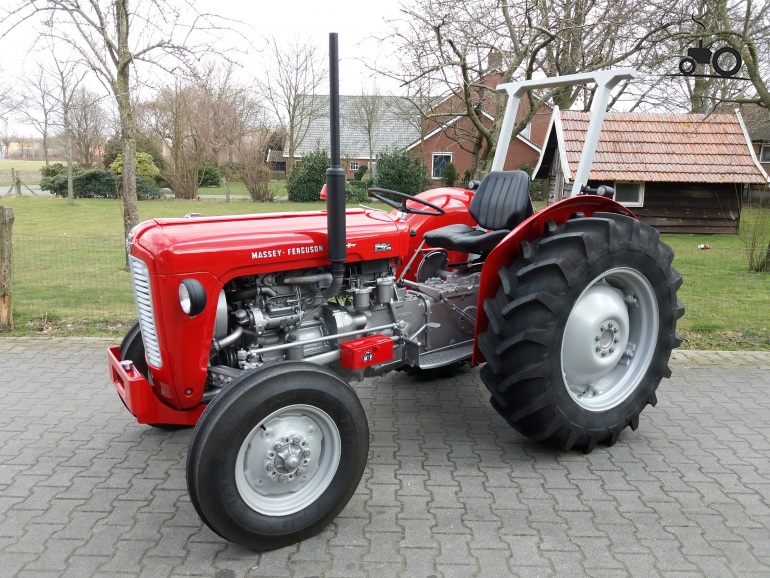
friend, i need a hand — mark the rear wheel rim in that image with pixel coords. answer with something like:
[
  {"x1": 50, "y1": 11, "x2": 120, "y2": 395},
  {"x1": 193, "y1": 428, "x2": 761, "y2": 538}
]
[
  {"x1": 561, "y1": 267, "x2": 659, "y2": 412},
  {"x1": 235, "y1": 404, "x2": 341, "y2": 516}
]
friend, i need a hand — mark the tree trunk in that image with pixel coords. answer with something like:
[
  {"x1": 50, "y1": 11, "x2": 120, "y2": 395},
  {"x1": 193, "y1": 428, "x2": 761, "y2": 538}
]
[
  {"x1": 0, "y1": 207, "x2": 13, "y2": 331},
  {"x1": 115, "y1": 0, "x2": 138, "y2": 255},
  {"x1": 63, "y1": 100, "x2": 74, "y2": 206}
]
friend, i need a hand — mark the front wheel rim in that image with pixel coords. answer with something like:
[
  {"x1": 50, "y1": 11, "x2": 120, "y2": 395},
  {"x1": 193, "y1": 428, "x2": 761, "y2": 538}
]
[
  {"x1": 561, "y1": 267, "x2": 659, "y2": 412},
  {"x1": 235, "y1": 404, "x2": 341, "y2": 516}
]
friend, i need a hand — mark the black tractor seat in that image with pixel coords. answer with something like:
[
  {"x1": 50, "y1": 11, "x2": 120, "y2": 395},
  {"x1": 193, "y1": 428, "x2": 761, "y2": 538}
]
[{"x1": 423, "y1": 170, "x2": 533, "y2": 254}]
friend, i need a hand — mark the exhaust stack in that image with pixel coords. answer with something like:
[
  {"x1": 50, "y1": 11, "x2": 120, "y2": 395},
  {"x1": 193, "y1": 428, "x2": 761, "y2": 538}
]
[{"x1": 324, "y1": 32, "x2": 346, "y2": 298}]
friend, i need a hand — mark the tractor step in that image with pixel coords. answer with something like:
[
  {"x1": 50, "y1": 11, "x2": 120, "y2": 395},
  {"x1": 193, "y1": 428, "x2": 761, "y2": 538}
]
[{"x1": 417, "y1": 343, "x2": 473, "y2": 369}]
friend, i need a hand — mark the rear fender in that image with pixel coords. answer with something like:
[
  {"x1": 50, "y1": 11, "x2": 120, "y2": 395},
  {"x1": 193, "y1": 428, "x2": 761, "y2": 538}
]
[{"x1": 473, "y1": 196, "x2": 636, "y2": 364}]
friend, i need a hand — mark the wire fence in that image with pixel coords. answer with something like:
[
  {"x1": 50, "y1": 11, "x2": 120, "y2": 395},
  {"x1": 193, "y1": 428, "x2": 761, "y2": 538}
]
[
  {"x1": 11, "y1": 235, "x2": 136, "y2": 333},
  {"x1": 8, "y1": 234, "x2": 770, "y2": 343}
]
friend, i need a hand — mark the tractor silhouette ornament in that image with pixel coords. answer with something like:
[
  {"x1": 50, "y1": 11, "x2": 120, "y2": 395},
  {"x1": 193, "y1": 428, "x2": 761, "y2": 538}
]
[{"x1": 678, "y1": 16, "x2": 743, "y2": 78}]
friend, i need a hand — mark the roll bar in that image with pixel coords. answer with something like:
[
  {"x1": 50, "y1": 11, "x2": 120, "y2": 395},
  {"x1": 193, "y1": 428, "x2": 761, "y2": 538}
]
[{"x1": 492, "y1": 70, "x2": 638, "y2": 197}]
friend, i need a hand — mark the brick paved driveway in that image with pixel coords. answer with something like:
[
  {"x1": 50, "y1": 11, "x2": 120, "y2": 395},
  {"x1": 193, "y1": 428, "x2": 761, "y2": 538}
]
[{"x1": 1, "y1": 338, "x2": 768, "y2": 577}]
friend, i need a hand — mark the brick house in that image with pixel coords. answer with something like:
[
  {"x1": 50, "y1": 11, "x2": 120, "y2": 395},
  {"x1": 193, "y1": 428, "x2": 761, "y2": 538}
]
[
  {"x1": 406, "y1": 85, "x2": 551, "y2": 183},
  {"x1": 283, "y1": 81, "x2": 550, "y2": 183},
  {"x1": 534, "y1": 109, "x2": 769, "y2": 234},
  {"x1": 283, "y1": 95, "x2": 422, "y2": 180}
]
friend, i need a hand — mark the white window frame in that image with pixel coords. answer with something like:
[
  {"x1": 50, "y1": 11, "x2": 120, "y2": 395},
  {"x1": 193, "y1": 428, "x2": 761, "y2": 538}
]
[
  {"x1": 349, "y1": 160, "x2": 359, "y2": 171},
  {"x1": 432, "y1": 152, "x2": 452, "y2": 180},
  {"x1": 613, "y1": 181, "x2": 645, "y2": 207},
  {"x1": 760, "y1": 144, "x2": 770, "y2": 163},
  {"x1": 520, "y1": 122, "x2": 532, "y2": 140}
]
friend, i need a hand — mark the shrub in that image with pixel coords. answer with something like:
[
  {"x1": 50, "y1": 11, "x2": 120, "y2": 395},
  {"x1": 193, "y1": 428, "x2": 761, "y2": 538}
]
[
  {"x1": 354, "y1": 164, "x2": 368, "y2": 181},
  {"x1": 346, "y1": 179, "x2": 368, "y2": 204},
  {"x1": 102, "y1": 134, "x2": 166, "y2": 171},
  {"x1": 518, "y1": 163, "x2": 544, "y2": 201},
  {"x1": 373, "y1": 148, "x2": 430, "y2": 196},
  {"x1": 220, "y1": 161, "x2": 245, "y2": 182},
  {"x1": 110, "y1": 152, "x2": 160, "y2": 181},
  {"x1": 441, "y1": 162, "x2": 458, "y2": 187},
  {"x1": 198, "y1": 162, "x2": 221, "y2": 187},
  {"x1": 41, "y1": 163, "x2": 159, "y2": 199},
  {"x1": 244, "y1": 163, "x2": 273, "y2": 202},
  {"x1": 287, "y1": 149, "x2": 329, "y2": 202}
]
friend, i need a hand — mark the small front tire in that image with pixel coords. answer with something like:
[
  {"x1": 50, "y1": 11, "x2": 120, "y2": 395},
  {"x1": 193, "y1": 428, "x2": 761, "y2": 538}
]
[{"x1": 186, "y1": 362, "x2": 369, "y2": 550}]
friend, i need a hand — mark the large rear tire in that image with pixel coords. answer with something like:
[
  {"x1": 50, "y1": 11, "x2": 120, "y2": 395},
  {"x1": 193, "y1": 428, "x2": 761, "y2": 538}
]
[
  {"x1": 186, "y1": 362, "x2": 369, "y2": 550},
  {"x1": 478, "y1": 213, "x2": 683, "y2": 452}
]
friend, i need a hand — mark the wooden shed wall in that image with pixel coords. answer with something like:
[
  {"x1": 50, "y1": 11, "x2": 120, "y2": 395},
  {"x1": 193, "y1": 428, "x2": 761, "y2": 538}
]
[{"x1": 586, "y1": 181, "x2": 743, "y2": 235}]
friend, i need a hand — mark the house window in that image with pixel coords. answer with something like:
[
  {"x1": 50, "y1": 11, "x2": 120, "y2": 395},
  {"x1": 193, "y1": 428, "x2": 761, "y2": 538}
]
[
  {"x1": 521, "y1": 122, "x2": 532, "y2": 140},
  {"x1": 760, "y1": 144, "x2": 770, "y2": 163},
  {"x1": 613, "y1": 181, "x2": 645, "y2": 207},
  {"x1": 349, "y1": 161, "x2": 359, "y2": 171},
  {"x1": 432, "y1": 153, "x2": 452, "y2": 179}
]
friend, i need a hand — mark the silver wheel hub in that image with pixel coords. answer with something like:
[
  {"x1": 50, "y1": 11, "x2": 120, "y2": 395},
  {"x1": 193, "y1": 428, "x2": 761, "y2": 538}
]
[
  {"x1": 561, "y1": 267, "x2": 658, "y2": 412},
  {"x1": 235, "y1": 404, "x2": 341, "y2": 516}
]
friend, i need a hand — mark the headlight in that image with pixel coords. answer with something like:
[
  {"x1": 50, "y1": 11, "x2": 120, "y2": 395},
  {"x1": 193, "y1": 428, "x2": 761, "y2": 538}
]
[{"x1": 179, "y1": 279, "x2": 207, "y2": 316}]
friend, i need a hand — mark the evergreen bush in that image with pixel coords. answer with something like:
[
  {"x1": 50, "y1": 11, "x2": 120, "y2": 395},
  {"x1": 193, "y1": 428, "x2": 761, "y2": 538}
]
[
  {"x1": 373, "y1": 148, "x2": 429, "y2": 196},
  {"x1": 198, "y1": 162, "x2": 221, "y2": 187},
  {"x1": 441, "y1": 162, "x2": 458, "y2": 187},
  {"x1": 287, "y1": 149, "x2": 330, "y2": 202}
]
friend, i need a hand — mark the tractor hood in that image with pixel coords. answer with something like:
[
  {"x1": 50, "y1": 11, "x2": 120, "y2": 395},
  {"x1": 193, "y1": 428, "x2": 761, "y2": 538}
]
[{"x1": 129, "y1": 208, "x2": 408, "y2": 277}]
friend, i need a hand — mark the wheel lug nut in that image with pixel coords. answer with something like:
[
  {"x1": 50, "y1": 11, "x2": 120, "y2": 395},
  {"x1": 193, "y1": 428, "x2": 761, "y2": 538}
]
[
  {"x1": 274, "y1": 442, "x2": 283, "y2": 450},
  {"x1": 595, "y1": 336, "x2": 600, "y2": 342},
  {"x1": 297, "y1": 468, "x2": 304, "y2": 475},
  {"x1": 601, "y1": 351, "x2": 607, "y2": 357},
  {"x1": 279, "y1": 475, "x2": 286, "y2": 481},
  {"x1": 596, "y1": 347, "x2": 601, "y2": 352},
  {"x1": 293, "y1": 437, "x2": 301, "y2": 445},
  {"x1": 614, "y1": 338, "x2": 619, "y2": 343},
  {"x1": 613, "y1": 328, "x2": 619, "y2": 333},
  {"x1": 608, "y1": 322, "x2": 614, "y2": 329},
  {"x1": 609, "y1": 348, "x2": 615, "y2": 354},
  {"x1": 303, "y1": 449, "x2": 311, "y2": 457},
  {"x1": 600, "y1": 325, "x2": 606, "y2": 331},
  {"x1": 266, "y1": 463, "x2": 274, "y2": 471}
]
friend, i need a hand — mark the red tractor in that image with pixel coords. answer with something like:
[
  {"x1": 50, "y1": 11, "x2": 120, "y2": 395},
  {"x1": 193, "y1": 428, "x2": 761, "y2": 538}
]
[{"x1": 108, "y1": 36, "x2": 683, "y2": 550}]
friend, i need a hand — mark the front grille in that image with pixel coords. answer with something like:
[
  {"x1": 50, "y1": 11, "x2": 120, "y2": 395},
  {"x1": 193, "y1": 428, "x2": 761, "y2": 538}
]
[{"x1": 129, "y1": 256, "x2": 163, "y2": 368}]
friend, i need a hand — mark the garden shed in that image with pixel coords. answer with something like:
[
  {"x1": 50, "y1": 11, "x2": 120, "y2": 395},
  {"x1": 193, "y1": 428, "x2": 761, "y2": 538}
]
[{"x1": 534, "y1": 109, "x2": 769, "y2": 234}]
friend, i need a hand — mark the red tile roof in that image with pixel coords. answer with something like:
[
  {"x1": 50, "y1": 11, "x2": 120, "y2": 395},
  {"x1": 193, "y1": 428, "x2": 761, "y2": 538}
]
[{"x1": 560, "y1": 110, "x2": 768, "y2": 184}]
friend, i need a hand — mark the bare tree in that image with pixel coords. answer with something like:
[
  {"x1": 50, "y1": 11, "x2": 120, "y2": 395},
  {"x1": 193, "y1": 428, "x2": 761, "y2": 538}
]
[
  {"x1": 0, "y1": 118, "x2": 13, "y2": 159},
  {"x1": 14, "y1": 64, "x2": 57, "y2": 165},
  {"x1": 0, "y1": 68, "x2": 14, "y2": 119},
  {"x1": 258, "y1": 38, "x2": 326, "y2": 173},
  {"x1": 383, "y1": 0, "x2": 685, "y2": 177},
  {"x1": 70, "y1": 87, "x2": 108, "y2": 168},
  {"x1": 143, "y1": 80, "x2": 206, "y2": 199},
  {"x1": 700, "y1": 0, "x2": 770, "y2": 111},
  {"x1": 49, "y1": 54, "x2": 85, "y2": 206},
  {"x1": 1, "y1": 0, "x2": 230, "y2": 242},
  {"x1": 348, "y1": 85, "x2": 388, "y2": 165}
]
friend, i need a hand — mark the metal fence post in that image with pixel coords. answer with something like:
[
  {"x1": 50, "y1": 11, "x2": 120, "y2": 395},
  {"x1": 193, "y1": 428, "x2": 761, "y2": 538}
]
[{"x1": 0, "y1": 206, "x2": 13, "y2": 331}]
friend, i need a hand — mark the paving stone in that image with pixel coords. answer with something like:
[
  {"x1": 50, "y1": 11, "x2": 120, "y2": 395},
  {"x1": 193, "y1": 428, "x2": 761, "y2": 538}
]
[{"x1": 1, "y1": 339, "x2": 769, "y2": 577}]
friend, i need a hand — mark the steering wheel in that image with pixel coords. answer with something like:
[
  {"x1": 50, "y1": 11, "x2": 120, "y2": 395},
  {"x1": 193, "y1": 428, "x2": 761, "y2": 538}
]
[{"x1": 367, "y1": 187, "x2": 445, "y2": 216}]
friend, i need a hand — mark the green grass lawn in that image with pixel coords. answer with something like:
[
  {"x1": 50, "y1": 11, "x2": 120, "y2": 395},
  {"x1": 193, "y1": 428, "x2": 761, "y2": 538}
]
[
  {"x1": 0, "y1": 160, "x2": 47, "y2": 171},
  {"x1": 0, "y1": 160, "x2": 47, "y2": 185},
  {"x1": 1, "y1": 196, "x2": 768, "y2": 349},
  {"x1": 197, "y1": 180, "x2": 287, "y2": 198}
]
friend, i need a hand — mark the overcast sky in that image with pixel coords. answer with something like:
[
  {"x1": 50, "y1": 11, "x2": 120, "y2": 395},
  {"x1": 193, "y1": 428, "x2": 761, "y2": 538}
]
[
  {"x1": 1, "y1": 1, "x2": 406, "y2": 91},
  {"x1": 1, "y1": 0, "x2": 407, "y2": 135}
]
